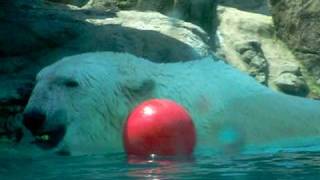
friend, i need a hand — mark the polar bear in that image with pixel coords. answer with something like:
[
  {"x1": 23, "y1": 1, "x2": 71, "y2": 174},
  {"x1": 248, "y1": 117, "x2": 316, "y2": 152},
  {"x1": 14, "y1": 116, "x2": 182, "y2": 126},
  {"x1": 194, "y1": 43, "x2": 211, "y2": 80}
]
[{"x1": 22, "y1": 52, "x2": 320, "y2": 156}]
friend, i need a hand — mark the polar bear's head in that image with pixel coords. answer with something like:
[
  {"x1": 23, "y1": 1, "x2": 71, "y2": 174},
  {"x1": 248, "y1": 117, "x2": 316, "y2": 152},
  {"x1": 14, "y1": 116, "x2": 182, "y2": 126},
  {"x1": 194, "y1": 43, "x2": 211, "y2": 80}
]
[{"x1": 22, "y1": 52, "x2": 155, "y2": 155}]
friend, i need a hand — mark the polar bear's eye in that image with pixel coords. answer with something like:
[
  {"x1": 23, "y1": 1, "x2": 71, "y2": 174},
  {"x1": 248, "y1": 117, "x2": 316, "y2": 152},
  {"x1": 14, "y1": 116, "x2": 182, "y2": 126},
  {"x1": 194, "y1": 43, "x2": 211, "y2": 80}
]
[{"x1": 64, "y1": 80, "x2": 79, "y2": 88}]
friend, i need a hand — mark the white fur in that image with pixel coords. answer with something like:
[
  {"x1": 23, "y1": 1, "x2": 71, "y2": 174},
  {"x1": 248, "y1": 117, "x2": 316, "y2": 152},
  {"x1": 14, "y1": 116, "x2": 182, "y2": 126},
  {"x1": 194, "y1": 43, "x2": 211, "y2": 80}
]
[{"x1": 24, "y1": 52, "x2": 320, "y2": 155}]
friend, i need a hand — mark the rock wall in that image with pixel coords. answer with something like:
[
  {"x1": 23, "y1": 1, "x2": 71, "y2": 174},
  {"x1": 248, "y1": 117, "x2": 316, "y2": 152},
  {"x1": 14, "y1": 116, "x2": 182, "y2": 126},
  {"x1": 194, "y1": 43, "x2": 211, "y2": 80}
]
[
  {"x1": 216, "y1": 6, "x2": 309, "y2": 97},
  {"x1": 219, "y1": 0, "x2": 269, "y2": 14},
  {"x1": 49, "y1": 0, "x2": 218, "y2": 44},
  {"x1": 270, "y1": 0, "x2": 320, "y2": 95}
]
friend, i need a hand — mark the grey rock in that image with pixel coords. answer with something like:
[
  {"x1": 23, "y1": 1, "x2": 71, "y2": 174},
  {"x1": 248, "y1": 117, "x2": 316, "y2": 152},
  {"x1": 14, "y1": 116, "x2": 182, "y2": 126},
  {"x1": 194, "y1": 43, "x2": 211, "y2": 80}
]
[
  {"x1": 235, "y1": 40, "x2": 269, "y2": 85},
  {"x1": 48, "y1": 0, "x2": 89, "y2": 7},
  {"x1": 270, "y1": 0, "x2": 320, "y2": 80},
  {"x1": 83, "y1": 0, "x2": 218, "y2": 41},
  {"x1": 274, "y1": 73, "x2": 309, "y2": 96},
  {"x1": 219, "y1": 0, "x2": 269, "y2": 15},
  {"x1": 253, "y1": 73, "x2": 267, "y2": 84},
  {"x1": 250, "y1": 55, "x2": 267, "y2": 69},
  {"x1": 0, "y1": 79, "x2": 33, "y2": 142},
  {"x1": 241, "y1": 50, "x2": 257, "y2": 64},
  {"x1": 0, "y1": 57, "x2": 29, "y2": 74},
  {"x1": 280, "y1": 63, "x2": 301, "y2": 76},
  {"x1": 84, "y1": 0, "x2": 137, "y2": 9},
  {"x1": 234, "y1": 40, "x2": 262, "y2": 55},
  {"x1": 310, "y1": 66, "x2": 320, "y2": 78}
]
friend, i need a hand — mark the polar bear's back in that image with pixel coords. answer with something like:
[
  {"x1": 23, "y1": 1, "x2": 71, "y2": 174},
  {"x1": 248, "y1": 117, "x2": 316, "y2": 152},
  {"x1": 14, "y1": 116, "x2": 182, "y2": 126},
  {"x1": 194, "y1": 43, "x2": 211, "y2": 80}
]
[
  {"x1": 153, "y1": 56, "x2": 320, "y2": 151},
  {"x1": 154, "y1": 56, "x2": 271, "y2": 112}
]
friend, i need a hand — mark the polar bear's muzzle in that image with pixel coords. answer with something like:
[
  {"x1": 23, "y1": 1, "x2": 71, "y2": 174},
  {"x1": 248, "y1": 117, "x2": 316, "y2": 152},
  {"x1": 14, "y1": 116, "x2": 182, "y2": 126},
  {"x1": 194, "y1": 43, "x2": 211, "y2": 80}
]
[{"x1": 23, "y1": 110, "x2": 66, "y2": 149}]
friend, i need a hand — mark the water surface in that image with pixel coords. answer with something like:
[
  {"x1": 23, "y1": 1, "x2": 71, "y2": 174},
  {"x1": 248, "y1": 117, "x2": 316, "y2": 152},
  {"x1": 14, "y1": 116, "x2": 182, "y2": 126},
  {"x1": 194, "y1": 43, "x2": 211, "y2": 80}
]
[{"x1": 1, "y1": 150, "x2": 320, "y2": 180}]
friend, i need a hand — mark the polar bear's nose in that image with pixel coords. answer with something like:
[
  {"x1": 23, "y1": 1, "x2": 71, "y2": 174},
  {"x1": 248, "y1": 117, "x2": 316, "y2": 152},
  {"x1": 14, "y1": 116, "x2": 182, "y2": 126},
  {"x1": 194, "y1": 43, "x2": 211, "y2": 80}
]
[{"x1": 23, "y1": 110, "x2": 46, "y2": 134}]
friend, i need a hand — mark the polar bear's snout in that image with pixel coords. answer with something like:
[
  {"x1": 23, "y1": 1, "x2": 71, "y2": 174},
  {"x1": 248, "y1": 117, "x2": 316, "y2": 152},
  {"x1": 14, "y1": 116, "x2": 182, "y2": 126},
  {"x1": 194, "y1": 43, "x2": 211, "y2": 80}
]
[
  {"x1": 23, "y1": 109, "x2": 46, "y2": 134},
  {"x1": 22, "y1": 109, "x2": 67, "y2": 150}
]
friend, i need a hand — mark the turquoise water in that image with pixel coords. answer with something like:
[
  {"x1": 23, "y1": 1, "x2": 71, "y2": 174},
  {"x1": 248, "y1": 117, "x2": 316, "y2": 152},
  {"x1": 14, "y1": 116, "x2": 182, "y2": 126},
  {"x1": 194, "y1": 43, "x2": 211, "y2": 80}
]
[{"x1": 1, "y1": 151, "x2": 320, "y2": 180}]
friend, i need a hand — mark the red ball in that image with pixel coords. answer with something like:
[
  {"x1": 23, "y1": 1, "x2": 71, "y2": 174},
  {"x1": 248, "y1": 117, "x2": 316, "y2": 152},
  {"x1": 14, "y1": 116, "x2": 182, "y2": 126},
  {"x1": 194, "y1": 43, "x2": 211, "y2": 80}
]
[{"x1": 123, "y1": 99, "x2": 196, "y2": 156}]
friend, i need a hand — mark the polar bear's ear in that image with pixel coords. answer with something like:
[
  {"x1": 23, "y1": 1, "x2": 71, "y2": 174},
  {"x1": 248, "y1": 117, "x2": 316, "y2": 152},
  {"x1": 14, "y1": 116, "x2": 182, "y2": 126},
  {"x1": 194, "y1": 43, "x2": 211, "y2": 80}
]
[{"x1": 121, "y1": 79, "x2": 155, "y2": 101}]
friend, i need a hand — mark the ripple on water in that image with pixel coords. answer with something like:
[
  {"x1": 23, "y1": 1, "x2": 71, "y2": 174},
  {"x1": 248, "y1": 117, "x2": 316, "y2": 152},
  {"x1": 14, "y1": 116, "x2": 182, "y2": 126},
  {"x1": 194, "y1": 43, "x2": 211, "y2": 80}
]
[{"x1": 0, "y1": 151, "x2": 320, "y2": 180}]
